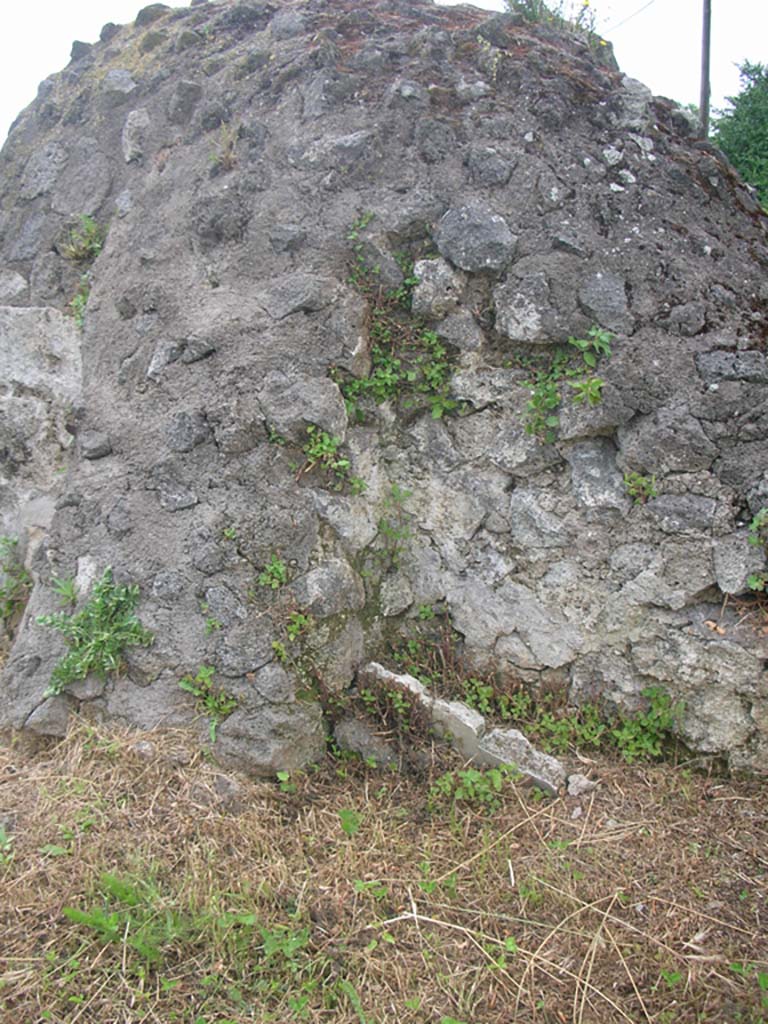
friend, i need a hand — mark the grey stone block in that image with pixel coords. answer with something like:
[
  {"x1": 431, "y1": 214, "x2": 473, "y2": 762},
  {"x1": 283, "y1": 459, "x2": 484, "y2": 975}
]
[{"x1": 476, "y1": 729, "x2": 565, "y2": 795}]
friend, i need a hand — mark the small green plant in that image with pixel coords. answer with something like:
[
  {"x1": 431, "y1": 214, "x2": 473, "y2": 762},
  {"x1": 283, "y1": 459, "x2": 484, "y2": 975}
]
[
  {"x1": 359, "y1": 678, "x2": 423, "y2": 735},
  {"x1": 272, "y1": 639, "x2": 288, "y2": 662},
  {"x1": 353, "y1": 878, "x2": 389, "y2": 901},
  {"x1": 460, "y1": 672, "x2": 678, "y2": 761},
  {"x1": 728, "y1": 962, "x2": 768, "y2": 1013},
  {"x1": 299, "y1": 426, "x2": 365, "y2": 492},
  {"x1": 222, "y1": 525, "x2": 238, "y2": 542},
  {"x1": 63, "y1": 872, "x2": 199, "y2": 968},
  {"x1": 69, "y1": 275, "x2": 90, "y2": 329},
  {"x1": 0, "y1": 824, "x2": 14, "y2": 867},
  {"x1": 624, "y1": 471, "x2": 658, "y2": 504},
  {"x1": 373, "y1": 483, "x2": 412, "y2": 571},
  {"x1": 51, "y1": 576, "x2": 78, "y2": 607},
  {"x1": 37, "y1": 568, "x2": 154, "y2": 697},
  {"x1": 569, "y1": 375, "x2": 604, "y2": 405},
  {"x1": 346, "y1": 210, "x2": 375, "y2": 287},
  {"x1": 655, "y1": 968, "x2": 684, "y2": 991},
  {"x1": 266, "y1": 424, "x2": 287, "y2": 446},
  {"x1": 524, "y1": 328, "x2": 613, "y2": 442},
  {"x1": 505, "y1": 0, "x2": 598, "y2": 36},
  {"x1": 462, "y1": 677, "x2": 500, "y2": 717},
  {"x1": 339, "y1": 217, "x2": 459, "y2": 424},
  {"x1": 390, "y1": 252, "x2": 420, "y2": 309},
  {"x1": 258, "y1": 554, "x2": 288, "y2": 590},
  {"x1": 524, "y1": 351, "x2": 567, "y2": 442},
  {"x1": 611, "y1": 687, "x2": 683, "y2": 763},
  {"x1": 338, "y1": 979, "x2": 370, "y2": 1024},
  {"x1": 286, "y1": 610, "x2": 313, "y2": 642},
  {"x1": 347, "y1": 211, "x2": 374, "y2": 239},
  {"x1": 178, "y1": 665, "x2": 237, "y2": 742},
  {"x1": 0, "y1": 536, "x2": 31, "y2": 625},
  {"x1": 61, "y1": 215, "x2": 104, "y2": 262},
  {"x1": 428, "y1": 764, "x2": 520, "y2": 814},
  {"x1": 339, "y1": 808, "x2": 363, "y2": 837},
  {"x1": 417, "y1": 860, "x2": 457, "y2": 899},
  {"x1": 568, "y1": 325, "x2": 613, "y2": 364},
  {"x1": 210, "y1": 122, "x2": 240, "y2": 173},
  {"x1": 747, "y1": 507, "x2": 768, "y2": 591},
  {"x1": 276, "y1": 770, "x2": 297, "y2": 794},
  {"x1": 535, "y1": 702, "x2": 608, "y2": 755},
  {"x1": 205, "y1": 617, "x2": 223, "y2": 635},
  {"x1": 339, "y1": 324, "x2": 456, "y2": 423},
  {"x1": 39, "y1": 809, "x2": 98, "y2": 859}
]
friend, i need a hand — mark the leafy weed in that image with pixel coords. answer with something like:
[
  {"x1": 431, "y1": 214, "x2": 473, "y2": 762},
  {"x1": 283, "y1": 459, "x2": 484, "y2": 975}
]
[
  {"x1": 37, "y1": 568, "x2": 154, "y2": 697},
  {"x1": 178, "y1": 665, "x2": 237, "y2": 742}
]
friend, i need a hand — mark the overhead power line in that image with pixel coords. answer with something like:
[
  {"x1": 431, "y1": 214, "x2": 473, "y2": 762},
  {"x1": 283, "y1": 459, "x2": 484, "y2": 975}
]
[{"x1": 600, "y1": 0, "x2": 657, "y2": 34}]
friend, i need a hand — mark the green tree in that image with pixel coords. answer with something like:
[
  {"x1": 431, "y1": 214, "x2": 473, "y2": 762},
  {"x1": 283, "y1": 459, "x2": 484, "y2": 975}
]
[{"x1": 712, "y1": 61, "x2": 768, "y2": 208}]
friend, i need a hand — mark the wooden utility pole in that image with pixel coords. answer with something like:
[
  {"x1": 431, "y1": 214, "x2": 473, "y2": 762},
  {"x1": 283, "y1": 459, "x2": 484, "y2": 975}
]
[{"x1": 700, "y1": 0, "x2": 712, "y2": 136}]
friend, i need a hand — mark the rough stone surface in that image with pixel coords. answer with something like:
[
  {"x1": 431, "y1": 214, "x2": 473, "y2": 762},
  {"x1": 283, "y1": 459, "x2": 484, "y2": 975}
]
[
  {"x1": 429, "y1": 697, "x2": 486, "y2": 754},
  {"x1": 435, "y1": 204, "x2": 517, "y2": 272},
  {"x1": 80, "y1": 431, "x2": 113, "y2": 460},
  {"x1": 333, "y1": 716, "x2": 397, "y2": 767},
  {"x1": 475, "y1": 729, "x2": 566, "y2": 795},
  {"x1": 1, "y1": 0, "x2": 767, "y2": 775},
  {"x1": 412, "y1": 258, "x2": 465, "y2": 319},
  {"x1": 0, "y1": 307, "x2": 80, "y2": 538},
  {"x1": 102, "y1": 69, "x2": 137, "y2": 106},
  {"x1": 0, "y1": 270, "x2": 27, "y2": 302},
  {"x1": 567, "y1": 772, "x2": 598, "y2": 797},
  {"x1": 122, "y1": 108, "x2": 151, "y2": 163}
]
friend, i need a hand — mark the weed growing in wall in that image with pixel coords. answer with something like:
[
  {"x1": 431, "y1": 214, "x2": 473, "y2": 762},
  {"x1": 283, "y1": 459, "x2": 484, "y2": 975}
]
[
  {"x1": 747, "y1": 507, "x2": 768, "y2": 592},
  {"x1": 504, "y1": 0, "x2": 605, "y2": 48},
  {"x1": 37, "y1": 568, "x2": 154, "y2": 697},
  {"x1": 299, "y1": 426, "x2": 366, "y2": 493},
  {"x1": 178, "y1": 665, "x2": 237, "y2": 742},
  {"x1": 372, "y1": 483, "x2": 412, "y2": 572},
  {"x1": 387, "y1": 624, "x2": 683, "y2": 764},
  {"x1": 69, "y1": 275, "x2": 90, "y2": 329},
  {"x1": 624, "y1": 471, "x2": 658, "y2": 504},
  {"x1": 51, "y1": 576, "x2": 78, "y2": 608},
  {"x1": 524, "y1": 327, "x2": 612, "y2": 442},
  {"x1": 357, "y1": 677, "x2": 430, "y2": 739},
  {"x1": 258, "y1": 554, "x2": 288, "y2": 590},
  {"x1": 610, "y1": 686, "x2": 684, "y2": 763},
  {"x1": 60, "y1": 215, "x2": 104, "y2": 263},
  {"x1": 0, "y1": 536, "x2": 31, "y2": 627},
  {"x1": 336, "y1": 213, "x2": 458, "y2": 423},
  {"x1": 209, "y1": 122, "x2": 240, "y2": 174}
]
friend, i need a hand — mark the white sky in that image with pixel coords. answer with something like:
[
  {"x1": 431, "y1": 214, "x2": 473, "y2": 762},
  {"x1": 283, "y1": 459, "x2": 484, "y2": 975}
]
[{"x1": 0, "y1": 0, "x2": 765, "y2": 143}]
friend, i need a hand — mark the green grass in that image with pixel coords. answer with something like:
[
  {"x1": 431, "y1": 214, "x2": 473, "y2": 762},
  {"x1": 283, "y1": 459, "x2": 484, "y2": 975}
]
[
  {"x1": 0, "y1": 536, "x2": 31, "y2": 626},
  {"x1": 1, "y1": 720, "x2": 766, "y2": 1024}
]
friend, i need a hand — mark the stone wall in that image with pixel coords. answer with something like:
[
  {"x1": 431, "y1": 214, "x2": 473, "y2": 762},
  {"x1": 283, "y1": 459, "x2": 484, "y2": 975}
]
[{"x1": 1, "y1": 0, "x2": 766, "y2": 769}]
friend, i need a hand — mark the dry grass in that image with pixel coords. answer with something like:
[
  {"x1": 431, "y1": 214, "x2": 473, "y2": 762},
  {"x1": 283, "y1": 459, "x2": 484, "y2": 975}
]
[{"x1": 0, "y1": 720, "x2": 766, "y2": 1024}]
